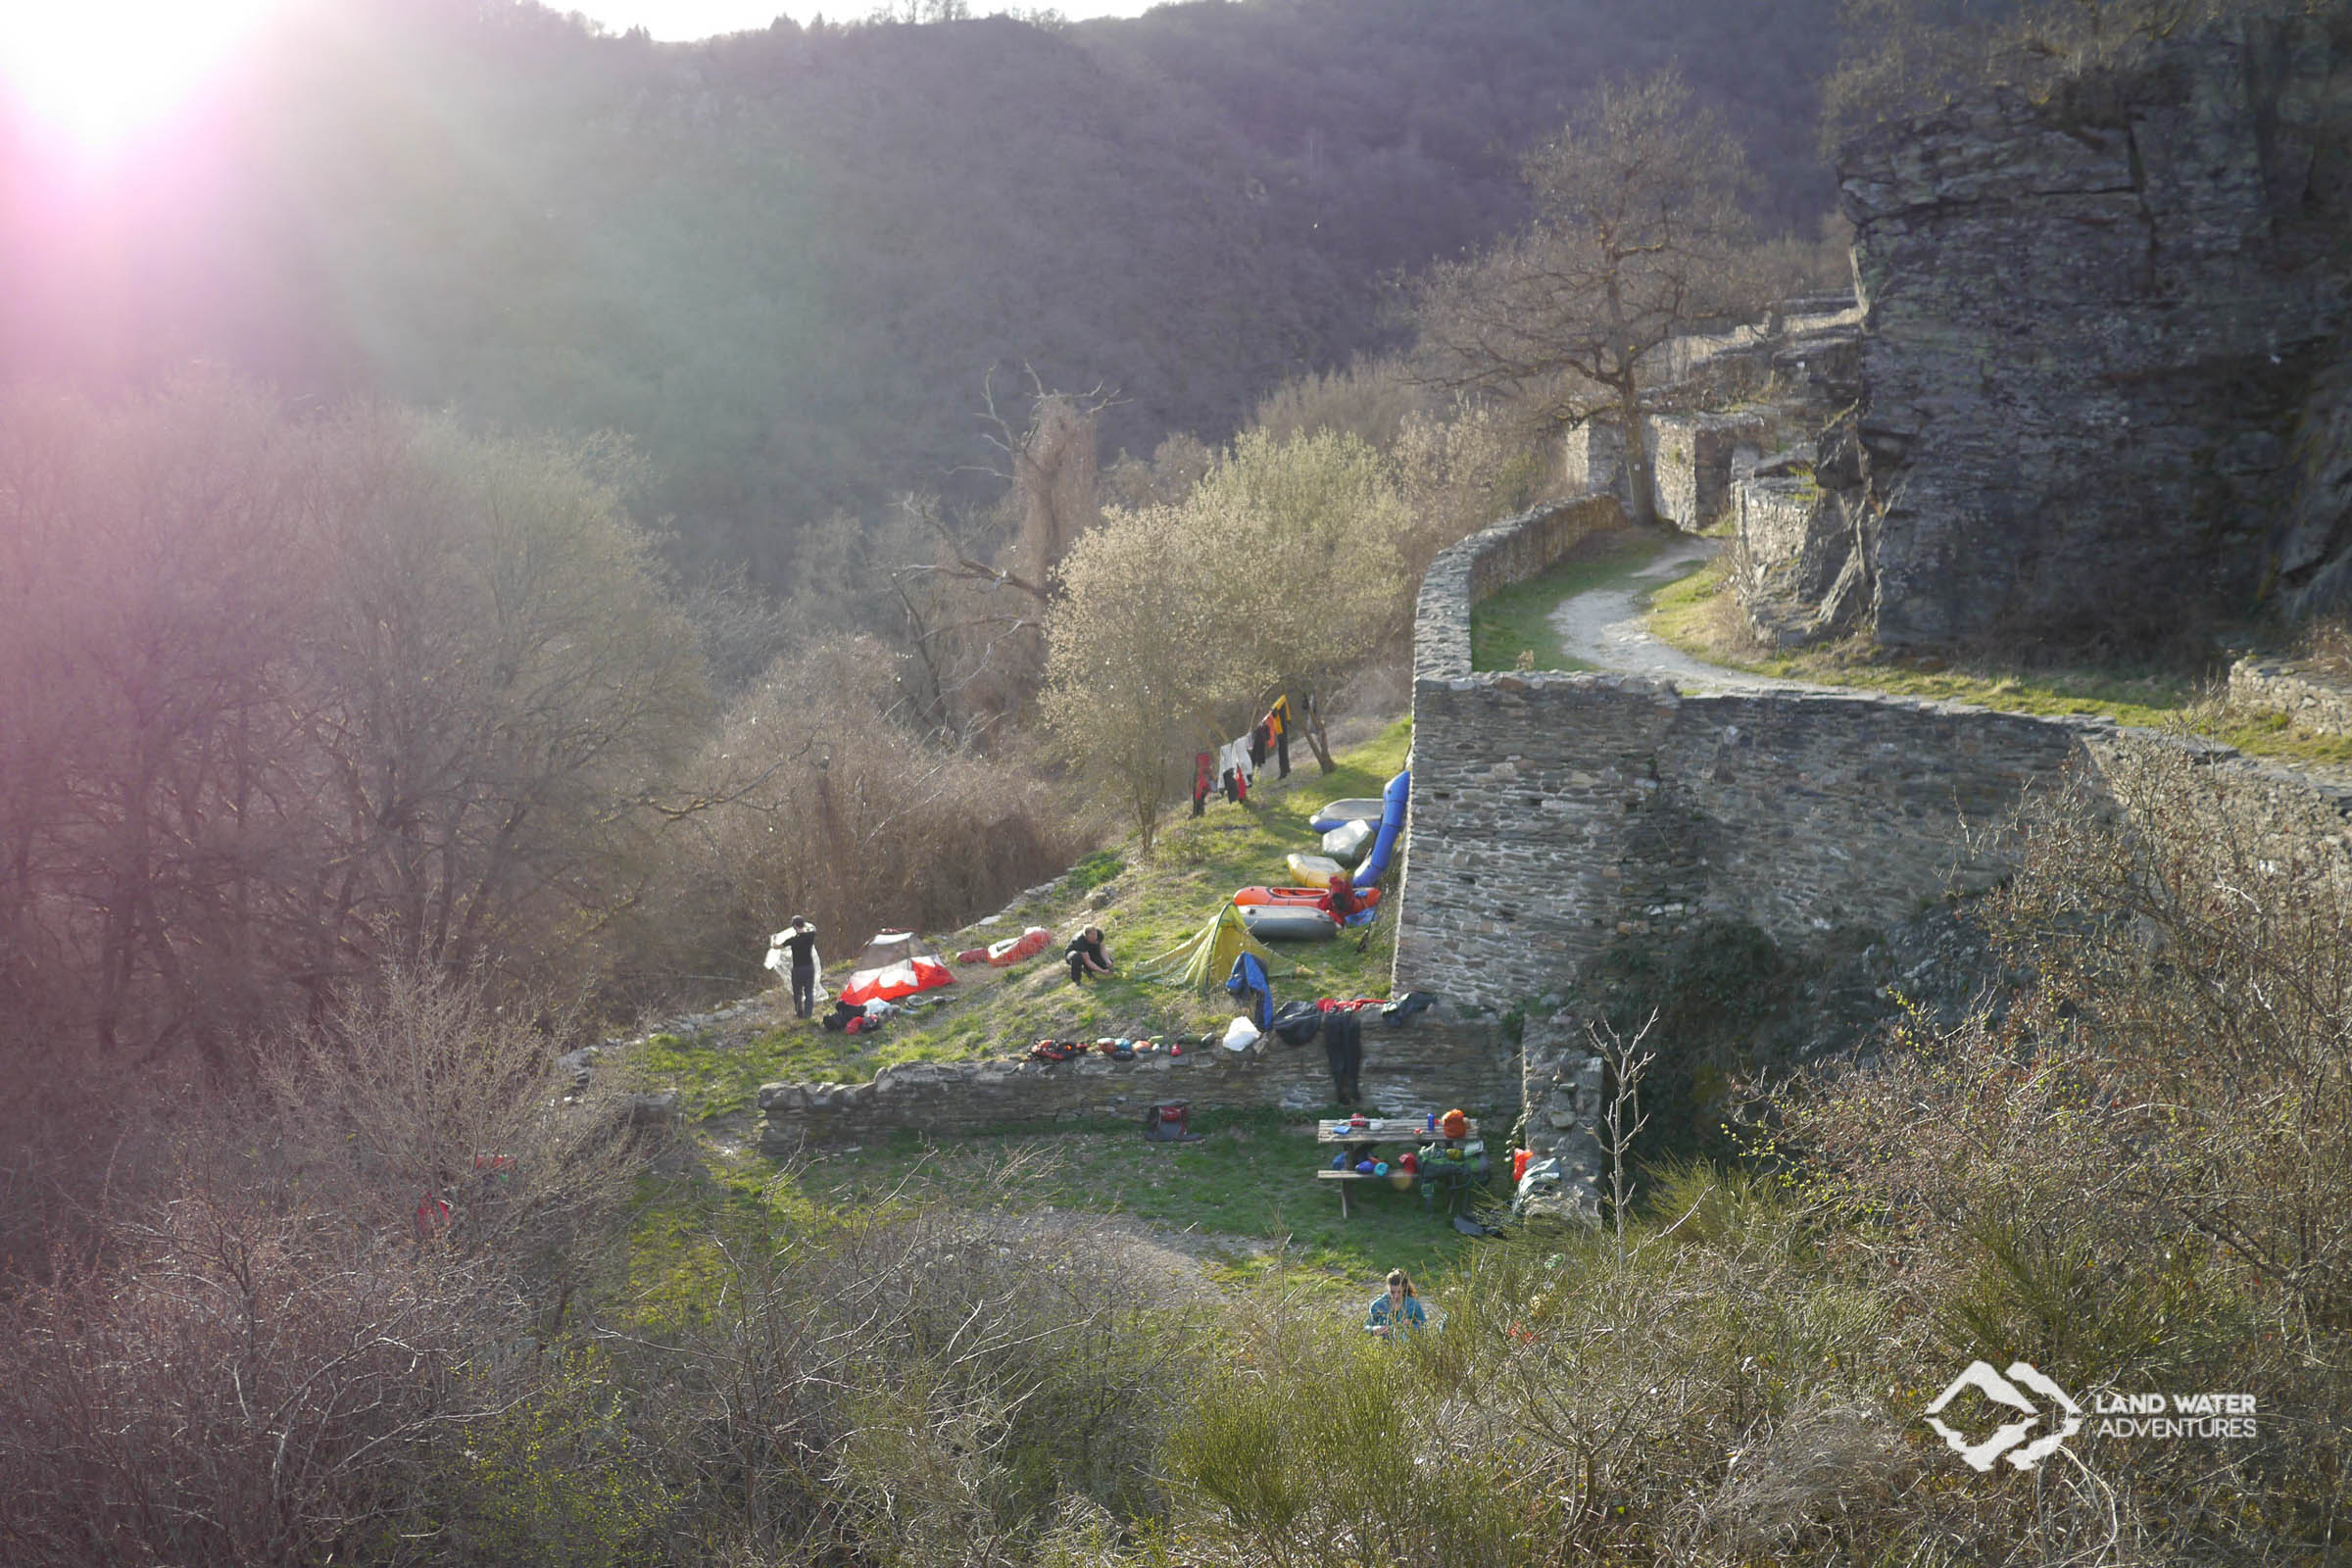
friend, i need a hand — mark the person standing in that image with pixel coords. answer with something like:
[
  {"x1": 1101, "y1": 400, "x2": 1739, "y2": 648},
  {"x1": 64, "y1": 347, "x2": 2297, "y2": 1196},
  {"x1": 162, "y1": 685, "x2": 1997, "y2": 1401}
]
[
  {"x1": 778, "y1": 917, "x2": 820, "y2": 1019},
  {"x1": 1366, "y1": 1268, "x2": 1426, "y2": 1337}
]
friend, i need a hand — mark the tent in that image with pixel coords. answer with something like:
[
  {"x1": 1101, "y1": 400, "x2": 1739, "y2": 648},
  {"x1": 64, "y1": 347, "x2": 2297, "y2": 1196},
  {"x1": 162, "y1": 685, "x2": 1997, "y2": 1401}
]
[
  {"x1": 840, "y1": 956, "x2": 955, "y2": 1005},
  {"x1": 1132, "y1": 905, "x2": 1282, "y2": 991},
  {"x1": 855, "y1": 930, "x2": 924, "y2": 969},
  {"x1": 839, "y1": 929, "x2": 955, "y2": 1005}
]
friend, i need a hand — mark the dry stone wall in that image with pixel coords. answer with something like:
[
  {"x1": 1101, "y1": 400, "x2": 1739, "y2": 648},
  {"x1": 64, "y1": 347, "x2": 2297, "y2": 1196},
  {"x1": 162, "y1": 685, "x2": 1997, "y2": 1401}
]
[{"x1": 758, "y1": 1013, "x2": 1516, "y2": 1152}]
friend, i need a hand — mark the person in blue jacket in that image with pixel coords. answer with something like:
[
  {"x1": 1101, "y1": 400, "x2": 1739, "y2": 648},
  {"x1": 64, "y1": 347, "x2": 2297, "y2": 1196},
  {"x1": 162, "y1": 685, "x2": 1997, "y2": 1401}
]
[{"x1": 1366, "y1": 1268, "x2": 1427, "y2": 1337}]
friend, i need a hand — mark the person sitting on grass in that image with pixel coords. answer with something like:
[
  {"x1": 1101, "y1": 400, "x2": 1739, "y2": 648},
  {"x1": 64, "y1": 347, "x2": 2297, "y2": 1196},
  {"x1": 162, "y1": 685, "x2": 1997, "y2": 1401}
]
[
  {"x1": 1066, "y1": 925, "x2": 1113, "y2": 986},
  {"x1": 1366, "y1": 1268, "x2": 1427, "y2": 1338}
]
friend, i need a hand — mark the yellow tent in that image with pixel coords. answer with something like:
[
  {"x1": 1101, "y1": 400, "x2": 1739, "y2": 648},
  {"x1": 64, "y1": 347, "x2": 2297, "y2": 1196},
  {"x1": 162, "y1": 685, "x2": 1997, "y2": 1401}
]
[{"x1": 1133, "y1": 904, "x2": 1288, "y2": 990}]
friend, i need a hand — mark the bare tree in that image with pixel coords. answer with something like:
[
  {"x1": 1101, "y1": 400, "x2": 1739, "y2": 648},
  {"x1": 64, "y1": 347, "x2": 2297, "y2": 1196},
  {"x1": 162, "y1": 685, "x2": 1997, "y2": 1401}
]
[{"x1": 1416, "y1": 72, "x2": 1762, "y2": 528}]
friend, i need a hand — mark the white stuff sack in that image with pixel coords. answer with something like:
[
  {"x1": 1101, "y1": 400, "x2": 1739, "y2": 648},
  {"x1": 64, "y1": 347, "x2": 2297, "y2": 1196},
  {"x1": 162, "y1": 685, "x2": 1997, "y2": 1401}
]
[{"x1": 1221, "y1": 1015, "x2": 1262, "y2": 1053}]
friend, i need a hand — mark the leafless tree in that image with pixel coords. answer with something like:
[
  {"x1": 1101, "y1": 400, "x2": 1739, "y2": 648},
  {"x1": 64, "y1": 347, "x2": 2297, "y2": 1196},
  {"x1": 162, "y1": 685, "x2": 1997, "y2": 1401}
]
[{"x1": 1417, "y1": 72, "x2": 1763, "y2": 528}]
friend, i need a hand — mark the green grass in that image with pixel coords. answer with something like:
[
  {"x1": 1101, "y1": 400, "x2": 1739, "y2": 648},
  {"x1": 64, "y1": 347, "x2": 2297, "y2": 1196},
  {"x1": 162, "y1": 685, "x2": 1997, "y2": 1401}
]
[
  {"x1": 618, "y1": 716, "x2": 1504, "y2": 1292},
  {"x1": 635, "y1": 719, "x2": 1418, "y2": 1107},
  {"x1": 1469, "y1": 529, "x2": 1668, "y2": 671},
  {"x1": 716, "y1": 1107, "x2": 1494, "y2": 1286},
  {"x1": 1645, "y1": 561, "x2": 2352, "y2": 768}
]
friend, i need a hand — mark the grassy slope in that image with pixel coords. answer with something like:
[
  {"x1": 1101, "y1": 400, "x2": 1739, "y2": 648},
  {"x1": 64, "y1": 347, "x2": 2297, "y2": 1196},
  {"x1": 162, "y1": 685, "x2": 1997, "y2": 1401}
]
[
  {"x1": 634, "y1": 719, "x2": 1415, "y2": 1116},
  {"x1": 1468, "y1": 529, "x2": 1664, "y2": 671},
  {"x1": 627, "y1": 717, "x2": 1495, "y2": 1289},
  {"x1": 1647, "y1": 559, "x2": 2352, "y2": 769}
]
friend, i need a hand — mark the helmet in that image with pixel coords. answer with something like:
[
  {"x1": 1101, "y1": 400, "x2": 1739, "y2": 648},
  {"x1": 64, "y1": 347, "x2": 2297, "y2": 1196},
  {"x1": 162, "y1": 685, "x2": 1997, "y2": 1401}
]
[{"x1": 1441, "y1": 1108, "x2": 1469, "y2": 1140}]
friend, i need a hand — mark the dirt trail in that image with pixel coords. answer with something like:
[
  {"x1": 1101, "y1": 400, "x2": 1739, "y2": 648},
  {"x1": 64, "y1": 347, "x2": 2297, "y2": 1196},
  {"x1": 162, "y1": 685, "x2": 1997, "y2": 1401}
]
[{"x1": 1545, "y1": 532, "x2": 1843, "y2": 694}]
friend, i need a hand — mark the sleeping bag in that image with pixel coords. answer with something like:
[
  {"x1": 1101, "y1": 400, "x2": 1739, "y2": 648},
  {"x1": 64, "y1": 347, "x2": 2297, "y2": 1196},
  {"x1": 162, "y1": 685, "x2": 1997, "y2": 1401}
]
[{"x1": 985, "y1": 926, "x2": 1053, "y2": 966}]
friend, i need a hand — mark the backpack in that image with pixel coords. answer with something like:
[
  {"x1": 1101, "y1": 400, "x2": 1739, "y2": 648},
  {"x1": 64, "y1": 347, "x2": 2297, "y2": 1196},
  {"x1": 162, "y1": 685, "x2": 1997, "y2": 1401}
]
[{"x1": 1143, "y1": 1102, "x2": 1201, "y2": 1143}]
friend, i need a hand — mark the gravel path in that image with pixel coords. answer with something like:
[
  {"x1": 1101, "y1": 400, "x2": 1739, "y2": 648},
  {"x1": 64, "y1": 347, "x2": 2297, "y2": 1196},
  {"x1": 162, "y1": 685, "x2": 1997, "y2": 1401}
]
[{"x1": 1546, "y1": 531, "x2": 1844, "y2": 694}]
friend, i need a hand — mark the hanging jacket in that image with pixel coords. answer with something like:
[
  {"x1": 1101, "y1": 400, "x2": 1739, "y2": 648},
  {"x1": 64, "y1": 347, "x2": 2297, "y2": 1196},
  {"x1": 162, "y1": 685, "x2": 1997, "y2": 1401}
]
[{"x1": 1224, "y1": 952, "x2": 1273, "y2": 1031}]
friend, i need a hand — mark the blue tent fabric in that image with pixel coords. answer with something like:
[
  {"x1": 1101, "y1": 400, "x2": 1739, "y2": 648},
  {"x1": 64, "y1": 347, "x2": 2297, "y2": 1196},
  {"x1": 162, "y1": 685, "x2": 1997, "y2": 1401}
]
[{"x1": 1225, "y1": 952, "x2": 1273, "y2": 1030}]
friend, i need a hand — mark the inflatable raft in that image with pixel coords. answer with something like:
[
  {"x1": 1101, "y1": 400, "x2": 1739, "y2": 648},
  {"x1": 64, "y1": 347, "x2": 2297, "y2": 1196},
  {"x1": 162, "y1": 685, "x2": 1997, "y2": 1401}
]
[
  {"x1": 1308, "y1": 798, "x2": 1385, "y2": 834},
  {"x1": 1237, "y1": 903, "x2": 1338, "y2": 941}
]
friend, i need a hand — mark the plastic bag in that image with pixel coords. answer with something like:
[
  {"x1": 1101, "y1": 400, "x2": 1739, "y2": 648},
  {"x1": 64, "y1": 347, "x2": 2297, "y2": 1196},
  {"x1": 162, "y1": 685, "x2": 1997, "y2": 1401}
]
[{"x1": 1221, "y1": 1015, "x2": 1262, "y2": 1052}]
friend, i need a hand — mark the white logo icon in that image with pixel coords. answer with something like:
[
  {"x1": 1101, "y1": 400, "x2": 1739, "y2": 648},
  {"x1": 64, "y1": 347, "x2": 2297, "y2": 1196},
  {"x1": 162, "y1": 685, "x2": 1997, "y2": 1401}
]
[{"x1": 1922, "y1": 1360, "x2": 2083, "y2": 1471}]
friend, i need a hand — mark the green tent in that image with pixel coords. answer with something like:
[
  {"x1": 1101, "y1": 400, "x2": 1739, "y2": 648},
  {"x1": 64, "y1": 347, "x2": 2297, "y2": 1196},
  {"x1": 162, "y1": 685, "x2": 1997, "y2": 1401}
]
[{"x1": 1133, "y1": 904, "x2": 1287, "y2": 990}]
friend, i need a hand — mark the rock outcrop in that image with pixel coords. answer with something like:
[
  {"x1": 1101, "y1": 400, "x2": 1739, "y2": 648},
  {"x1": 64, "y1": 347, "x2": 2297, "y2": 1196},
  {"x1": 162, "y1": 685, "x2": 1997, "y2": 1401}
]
[{"x1": 1742, "y1": 17, "x2": 2351, "y2": 648}]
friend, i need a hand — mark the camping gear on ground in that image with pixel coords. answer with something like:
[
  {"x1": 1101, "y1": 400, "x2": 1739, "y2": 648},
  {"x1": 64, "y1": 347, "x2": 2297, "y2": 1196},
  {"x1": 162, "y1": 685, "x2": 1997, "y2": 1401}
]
[
  {"x1": 1030, "y1": 1040, "x2": 1079, "y2": 1063},
  {"x1": 861, "y1": 998, "x2": 898, "y2": 1019},
  {"x1": 1515, "y1": 1155, "x2": 1564, "y2": 1213},
  {"x1": 1134, "y1": 905, "x2": 1283, "y2": 990},
  {"x1": 984, "y1": 926, "x2": 1053, "y2": 966},
  {"x1": 1221, "y1": 1015, "x2": 1262, "y2": 1052},
  {"x1": 1225, "y1": 951, "x2": 1274, "y2": 1029},
  {"x1": 1513, "y1": 1149, "x2": 1533, "y2": 1183},
  {"x1": 955, "y1": 947, "x2": 988, "y2": 963},
  {"x1": 1351, "y1": 770, "x2": 1410, "y2": 890},
  {"x1": 1269, "y1": 1000, "x2": 1325, "y2": 1046},
  {"x1": 1238, "y1": 904, "x2": 1338, "y2": 942},
  {"x1": 820, "y1": 999, "x2": 864, "y2": 1032},
  {"x1": 1321, "y1": 818, "x2": 1374, "y2": 864},
  {"x1": 1308, "y1": 798, "x2": 1385, "y2": 834},
  {"x1": 1286, "y1": 852, "x2": 1348, "y2": 885},
  {"x1": 840, "y1": 956, "x2": 955, "y2": 1005},
  {"x1": 1144, "y1": 1102, "x2": 1202, "y2": 1143}
]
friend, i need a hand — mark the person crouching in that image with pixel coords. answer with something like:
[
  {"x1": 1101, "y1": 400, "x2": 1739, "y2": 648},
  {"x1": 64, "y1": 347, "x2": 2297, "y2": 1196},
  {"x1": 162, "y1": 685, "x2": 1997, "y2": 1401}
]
[{"x1": 1066, "y1": 925, "x2": 1113, "y2": 985}]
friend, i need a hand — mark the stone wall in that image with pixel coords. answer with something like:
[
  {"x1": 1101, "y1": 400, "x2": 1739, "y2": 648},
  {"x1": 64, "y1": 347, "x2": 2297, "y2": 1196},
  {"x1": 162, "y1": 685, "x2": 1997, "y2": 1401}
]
[
  {"x1": 758, "y1": 1013, "x2": 1516, "y2": 1152},
  {"x1": 1786, "y1": 19, "x2": 2352, "y2": 648},
  {"x1": 1396, "y1": 497, "x2": 2352, "y2": 1015},
  {"x1": 2228, "y1": 654, "x2": 2352, "y2": 733}
]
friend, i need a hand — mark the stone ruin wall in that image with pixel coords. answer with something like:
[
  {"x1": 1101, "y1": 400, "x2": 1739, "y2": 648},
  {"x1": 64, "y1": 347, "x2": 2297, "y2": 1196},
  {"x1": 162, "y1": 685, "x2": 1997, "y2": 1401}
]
[
  {"x1": 756, "y1": 1013, "x2": 1517, "y2": 1154},
  {"x1": 1395, "y1": 498, "x2": 2352, "y2": 1211}
]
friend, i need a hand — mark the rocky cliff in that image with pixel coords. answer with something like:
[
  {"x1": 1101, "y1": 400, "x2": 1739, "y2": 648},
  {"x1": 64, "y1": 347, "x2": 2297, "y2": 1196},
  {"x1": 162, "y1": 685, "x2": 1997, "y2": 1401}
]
[{"x1": 1741, "y1": 16, "x2": 2351, "y2": 648}]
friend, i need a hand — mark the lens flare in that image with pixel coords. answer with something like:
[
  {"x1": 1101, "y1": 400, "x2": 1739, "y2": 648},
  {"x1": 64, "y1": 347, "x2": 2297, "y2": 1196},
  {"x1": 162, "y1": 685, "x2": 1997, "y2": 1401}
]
[{"x1": 1, "y1": 0, "x2": 283, "y2": 150}]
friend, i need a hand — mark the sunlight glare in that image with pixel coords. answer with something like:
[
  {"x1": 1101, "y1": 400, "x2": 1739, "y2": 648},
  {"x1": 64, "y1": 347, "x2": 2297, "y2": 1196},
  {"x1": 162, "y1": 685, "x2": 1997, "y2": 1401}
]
[{"x1": 1, "y1": 0, "x2": 284, "y2": 149}]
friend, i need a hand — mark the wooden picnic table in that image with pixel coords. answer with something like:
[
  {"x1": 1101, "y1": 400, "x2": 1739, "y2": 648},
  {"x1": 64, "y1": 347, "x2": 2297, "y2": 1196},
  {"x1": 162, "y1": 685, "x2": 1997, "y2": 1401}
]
[{"x1": 1315, "y1": 1116, "x2": 1481, "y2": 1219}]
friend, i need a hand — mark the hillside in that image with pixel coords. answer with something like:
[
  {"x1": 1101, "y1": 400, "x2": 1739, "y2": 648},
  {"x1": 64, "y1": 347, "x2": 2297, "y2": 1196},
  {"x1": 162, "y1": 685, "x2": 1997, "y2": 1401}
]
[{"x1": 0, "y1": 0, "x2": 1843, "y2": 588}]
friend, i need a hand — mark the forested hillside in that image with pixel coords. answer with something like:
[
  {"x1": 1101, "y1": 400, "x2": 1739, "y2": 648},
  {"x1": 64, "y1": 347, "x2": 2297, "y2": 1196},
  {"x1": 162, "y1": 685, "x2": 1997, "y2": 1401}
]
[{"x1": 0, "y1": 0, "x2": 1840, "y2": 584}]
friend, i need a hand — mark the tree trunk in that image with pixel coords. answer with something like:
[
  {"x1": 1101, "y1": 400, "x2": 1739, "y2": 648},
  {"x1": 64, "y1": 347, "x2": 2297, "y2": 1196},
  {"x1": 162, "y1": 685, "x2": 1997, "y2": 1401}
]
[
  {"x1": 1615, "y1": 379, "x2": 1657, "y2": 530},
  {"x1": 1304, "y1": 693, "x2": 1337, "y2": 774}
]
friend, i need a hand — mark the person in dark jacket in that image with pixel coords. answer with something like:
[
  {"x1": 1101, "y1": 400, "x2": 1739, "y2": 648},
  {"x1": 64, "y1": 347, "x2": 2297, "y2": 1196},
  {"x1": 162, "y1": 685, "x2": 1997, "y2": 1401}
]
[
  {"x1": 1066, "y1": 926, "x2": 1113, "y2": 985},
  {"x1": 778, "y1": 917, "x2": 820, "y2": 1019}
]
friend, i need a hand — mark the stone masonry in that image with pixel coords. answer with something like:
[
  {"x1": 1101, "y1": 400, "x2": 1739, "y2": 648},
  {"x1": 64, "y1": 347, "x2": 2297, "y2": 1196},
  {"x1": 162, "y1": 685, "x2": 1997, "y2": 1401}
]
[
  {"x1": 1396, "y1": 495, "x2": 2352, "y2": 1199},
  {"x1": 758, "y1": 1013, "x2": 1515, "y2": 1152}
]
